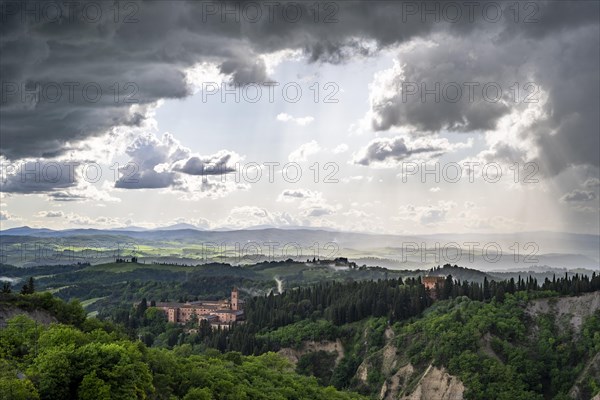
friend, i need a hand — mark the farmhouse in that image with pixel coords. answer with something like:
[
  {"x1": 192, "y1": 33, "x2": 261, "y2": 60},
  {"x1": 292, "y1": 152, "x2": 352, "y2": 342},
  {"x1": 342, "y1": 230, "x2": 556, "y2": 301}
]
[{"x1": 154, "y1": 288, "x2": 244, "y2": 328}]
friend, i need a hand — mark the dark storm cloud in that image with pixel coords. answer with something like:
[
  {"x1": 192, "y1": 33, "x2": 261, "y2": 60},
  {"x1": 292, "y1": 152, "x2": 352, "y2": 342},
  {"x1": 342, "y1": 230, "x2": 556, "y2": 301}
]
[
  {"x1": 0, "y1": 0, "x2": 598, "y2": 179},
  {"x1": 0, "y1": 161, "x2": 79, "y2": 193},
  {"x1": 219, "y1": 58, "x2": 269, "y2": 85},
  {"x1": 0, "y1": 0, "x2": 267, "y2": 160},
  {"x1": 363, "y1": 3, "x2": 599, "y2": 177},
  {"x1": 525, "y1": 26, "x2": 600, "y2": 176},
  {"x1": 369, "y1": 32, "x2": 518, "y2": 133}
]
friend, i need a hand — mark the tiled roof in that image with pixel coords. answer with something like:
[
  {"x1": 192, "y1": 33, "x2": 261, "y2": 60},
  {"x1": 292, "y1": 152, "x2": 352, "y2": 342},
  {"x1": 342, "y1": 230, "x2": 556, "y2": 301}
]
[{"x1": 214, "y1": 310, "x2": 244, "y2": 315}]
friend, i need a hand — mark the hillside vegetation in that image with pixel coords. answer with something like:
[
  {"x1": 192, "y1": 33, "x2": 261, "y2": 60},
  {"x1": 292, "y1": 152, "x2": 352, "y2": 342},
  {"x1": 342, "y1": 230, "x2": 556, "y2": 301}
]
[
  {"x1": 1, "y1": 266, "x2": 599, "y2": 400},
  {"x1": 0, "y1": 293, "x2": 365, "y2": 400},
  {"x1": 391, "y1": 292, "x2": 600, "y2": 399}
]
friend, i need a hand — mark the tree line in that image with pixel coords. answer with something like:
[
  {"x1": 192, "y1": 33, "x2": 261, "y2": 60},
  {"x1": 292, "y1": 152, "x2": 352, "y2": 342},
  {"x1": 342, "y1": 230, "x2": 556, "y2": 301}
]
[{"x1": 181, "y1": 271, "x2": 600, "y2": 355}]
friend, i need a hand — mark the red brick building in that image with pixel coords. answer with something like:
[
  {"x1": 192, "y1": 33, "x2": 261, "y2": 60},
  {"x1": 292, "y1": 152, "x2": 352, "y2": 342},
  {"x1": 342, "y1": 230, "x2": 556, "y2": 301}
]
[
  {"x1": 155, "y1": 288, "x2": 244, "y2": 328},
  {"x1": 422, "y1": 276, "x2": 446, "y2": 290},
  {"x1": 422, "y1": 276, "x2": 446, "y2": 299}
]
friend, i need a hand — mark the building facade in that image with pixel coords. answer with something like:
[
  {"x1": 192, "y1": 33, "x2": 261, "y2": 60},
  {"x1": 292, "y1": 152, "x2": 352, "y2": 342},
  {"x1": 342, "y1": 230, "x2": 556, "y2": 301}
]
[
  {"x1": 422, "y1": 276, "x2": 446, "y2": 299},
  {"x1": 422, "y1": 276, "x2": 446, "y2": 290},
  {"x1": 155, "y1": 288, "x2": 244, "y2": 327}
]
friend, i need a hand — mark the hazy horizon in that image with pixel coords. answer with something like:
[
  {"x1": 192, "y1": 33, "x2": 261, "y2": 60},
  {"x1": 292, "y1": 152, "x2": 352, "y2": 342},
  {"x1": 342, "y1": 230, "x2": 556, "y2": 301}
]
[{"x1": 1, "y1": 1, "x2": 599, "y2": 237}]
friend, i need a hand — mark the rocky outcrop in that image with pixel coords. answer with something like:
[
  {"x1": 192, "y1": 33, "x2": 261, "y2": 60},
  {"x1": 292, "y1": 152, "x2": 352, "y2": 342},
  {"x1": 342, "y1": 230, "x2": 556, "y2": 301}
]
[
  {"x1": 380, "y1": 363, "x2": 415, "y2": 400},
  {"x1": 525, "y1": 291, "x2": 600, "y2": 334},
  {"x1": 381, "y1": 327, "x2": 398, "y2": 375},
  {"x1": 277, "y1": 339, "x2": 345, "y2": 365},
  {"x1": 356, "y1": 360, "x2": 369, "y2": 384},
  {"x1": 479, "y1": 332, "x2": 503, "y2": 363},
  {"x1": 569, "y1": 352, "x2": 600, "y2": 400},
  {"x1": 399, "y1": 364, "x2": 464, "y2": 400},
  {"x1": 0, "y1": 305, "x2": 57, "y2": 327}
]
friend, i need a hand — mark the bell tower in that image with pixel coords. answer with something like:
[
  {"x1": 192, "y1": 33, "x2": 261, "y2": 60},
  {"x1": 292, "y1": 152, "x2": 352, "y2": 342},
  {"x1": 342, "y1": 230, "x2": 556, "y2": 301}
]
[{"x1": 231, "y1": 287, "x2": 239, "y2": 311}]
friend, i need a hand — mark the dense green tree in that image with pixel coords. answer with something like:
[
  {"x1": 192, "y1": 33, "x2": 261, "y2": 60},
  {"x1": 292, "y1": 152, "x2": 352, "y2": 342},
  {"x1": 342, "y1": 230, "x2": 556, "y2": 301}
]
[
  {"x1": 77, "y1": 372, "x2": 110, "y2": 400},
  {"x1": 0, "y1": 376, "x2": 39, "y2": 400},
  {"x1": 183, "y1": 387, "x2": 211, "y2": 400},
  {"x1": 296, "y1": 351, "x2": 337, "y2": 385},
  {"x1": 20, "y1": 277, "x2": 35, "y2": 295}
]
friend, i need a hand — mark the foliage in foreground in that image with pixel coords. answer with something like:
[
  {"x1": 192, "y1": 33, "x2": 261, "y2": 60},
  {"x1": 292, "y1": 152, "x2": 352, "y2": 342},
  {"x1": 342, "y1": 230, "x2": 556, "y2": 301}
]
[{"x1": 0, "y1": 295, "x2": 365, "y2": 400}]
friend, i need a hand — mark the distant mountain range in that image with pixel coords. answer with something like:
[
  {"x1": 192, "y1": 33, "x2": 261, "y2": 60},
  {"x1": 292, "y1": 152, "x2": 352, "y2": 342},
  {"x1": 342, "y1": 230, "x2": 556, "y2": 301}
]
[
  {"x1": 0, "y1": 223, "x2": 341, "y2": 235},
  {"x1": 1, "y1": 226, "x2": 598, "y2": 270}
]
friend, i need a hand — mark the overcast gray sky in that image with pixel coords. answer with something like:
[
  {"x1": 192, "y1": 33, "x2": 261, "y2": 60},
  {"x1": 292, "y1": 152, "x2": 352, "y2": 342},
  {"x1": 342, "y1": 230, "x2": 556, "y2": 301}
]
[{"x1": 0, "y1": 0, "x2": 599, "y2": 234}]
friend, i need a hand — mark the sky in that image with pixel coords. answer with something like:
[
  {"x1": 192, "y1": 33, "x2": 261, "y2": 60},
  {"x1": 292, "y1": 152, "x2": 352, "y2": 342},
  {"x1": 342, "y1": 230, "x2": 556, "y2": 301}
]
[{"x1": 0, "y1": 0, "x2": 599, "y2": 235}]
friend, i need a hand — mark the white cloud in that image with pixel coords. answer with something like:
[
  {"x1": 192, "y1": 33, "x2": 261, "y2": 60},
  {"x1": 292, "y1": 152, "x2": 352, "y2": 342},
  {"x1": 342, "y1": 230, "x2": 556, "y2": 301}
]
[
  {"x1": 115, "y1": 132, "x2": 247, "y2": 199},
  {"x1": 277, "y1": 189, "x2": 318, "y2": 202},
  {"x1": 343, "y1": 209, "x2": 371, "y2": 218},
  {"x1": 276, "y1": 189, "x2": 339, "y2": 219},
  {"x1": 171, "y1": 217, "x2": 212, "y2": 229},
  {"x1": 462, "y1": 215, "x2": 525, "y2": 231},
  {"x1": 302, "y1": 207, "x2": 335, "y2": 218},
  {"x1": 178, "y1": 180, "x2": 251, "y2": 200},
  {"x1": 261, "y1": 49, "x2": 303, "y2": 75},
  {"x1": 333, "y1": 143, "x2": 349, "y2": 154},
  {"x1": 171, "y1": 150, "x2": 241, "y2": 176},
  {"x1": 65, "y1": 213, "x2": 119, "y2": 227},
  {"x1": 277, "y1": 113, "x2": 315, "y2": 126},
  {"x1": 288, "y1": 140, "x2": 321, "y2": 162},
  {"x1": 221, "y1": 206, "x2": 300, "y2": 229},
  {"x1": 396, "y1": 201, "x2": 456, "y2": 226},
  {"x1": 341, "y1": 175, "x2": 373, "y2": 183},
  {"x1": 37, "y1": 211, "x2": 65, "y2": 218}
]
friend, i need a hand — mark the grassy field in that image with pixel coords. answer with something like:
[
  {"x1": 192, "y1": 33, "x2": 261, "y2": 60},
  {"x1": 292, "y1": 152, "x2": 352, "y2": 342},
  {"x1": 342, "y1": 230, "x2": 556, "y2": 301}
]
[
  {"x1": 85, "y1": 262, "x2": 195, "y2": 273},
  {"x1": 80, "y1": 297, "x2": 107, "y2": 308}
]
